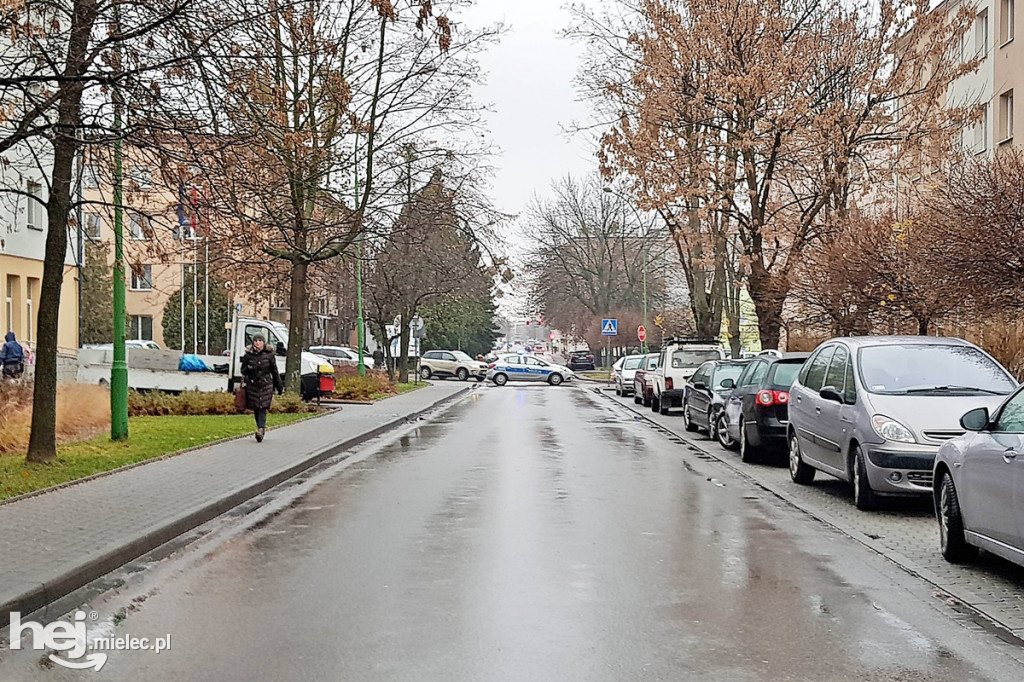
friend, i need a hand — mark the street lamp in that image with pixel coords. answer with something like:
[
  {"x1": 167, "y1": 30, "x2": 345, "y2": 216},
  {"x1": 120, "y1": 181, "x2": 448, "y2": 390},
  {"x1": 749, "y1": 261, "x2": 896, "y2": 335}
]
[
  {"x1": 354, "y1": 135, "x2": 365, "y2": 376},
  {"x1": 603, "y1": 187, "x2": 649, "y2": 354}
]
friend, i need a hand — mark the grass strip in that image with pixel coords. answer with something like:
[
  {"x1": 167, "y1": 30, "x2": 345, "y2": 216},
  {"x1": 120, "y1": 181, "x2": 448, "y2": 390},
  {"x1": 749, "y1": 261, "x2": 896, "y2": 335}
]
[{"x1": 0, "y1": 413, "x2": 312, "y2": 502}]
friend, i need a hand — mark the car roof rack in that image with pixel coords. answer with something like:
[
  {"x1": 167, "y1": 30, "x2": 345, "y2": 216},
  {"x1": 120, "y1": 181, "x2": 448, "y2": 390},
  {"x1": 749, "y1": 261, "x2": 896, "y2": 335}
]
[{"x1": 663, "y1": 338, "x2": 721, "y2": 346}]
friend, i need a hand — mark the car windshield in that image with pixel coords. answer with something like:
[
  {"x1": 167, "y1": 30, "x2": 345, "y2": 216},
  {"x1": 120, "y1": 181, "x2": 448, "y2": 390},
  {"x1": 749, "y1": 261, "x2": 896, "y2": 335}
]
[
  {"x1": 646, "y1": 356, "x2": 659, "y2": 370},
  {"x1": 714, "y1": 364, "x2": 745, "y2": 389},
  {"x1": 859, "y1": 344, "x2": 1016, "y2": 395},
  {"x1": 623, "y1": 357, "x2": 644, "y2": 370},
  {"x1": 771, "y1": 361, "x2": 804, "y2": 390},
  {"x1": 452, "y1": 351, "x2": 474, "y2": 362},
  {"x1": 671, "y1": 349, "x2": 720, "y2": 369}
]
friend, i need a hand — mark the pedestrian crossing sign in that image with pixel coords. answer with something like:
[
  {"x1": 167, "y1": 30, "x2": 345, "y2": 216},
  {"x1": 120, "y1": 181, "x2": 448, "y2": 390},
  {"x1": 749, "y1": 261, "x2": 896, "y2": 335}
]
[{"x1": 601, "y1": 318, "x2": 618, "y2": 336}]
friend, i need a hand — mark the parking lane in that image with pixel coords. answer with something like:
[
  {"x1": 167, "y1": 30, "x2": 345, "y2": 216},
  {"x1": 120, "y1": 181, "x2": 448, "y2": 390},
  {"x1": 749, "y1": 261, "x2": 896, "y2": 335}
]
[{"x1": 599, "y1": 387, "x2": 1024, "y2": 637}]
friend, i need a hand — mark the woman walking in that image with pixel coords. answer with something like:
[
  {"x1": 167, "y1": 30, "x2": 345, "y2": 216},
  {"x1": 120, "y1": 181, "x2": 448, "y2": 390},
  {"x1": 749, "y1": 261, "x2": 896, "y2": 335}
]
[{"x1": 240, "y1": 334, "x2": 283, "y2": 442}]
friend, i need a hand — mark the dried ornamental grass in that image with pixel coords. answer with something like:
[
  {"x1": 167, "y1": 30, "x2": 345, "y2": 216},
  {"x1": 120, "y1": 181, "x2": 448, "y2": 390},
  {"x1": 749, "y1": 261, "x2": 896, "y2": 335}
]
[{"x1": 0, "y1": 383, "x2": 111, "y2": 455}]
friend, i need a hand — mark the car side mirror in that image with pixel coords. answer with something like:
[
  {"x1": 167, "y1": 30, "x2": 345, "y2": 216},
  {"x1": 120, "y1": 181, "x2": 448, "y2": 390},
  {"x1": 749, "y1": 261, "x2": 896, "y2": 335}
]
[
  {"x1": 960, "y1": 407, "x2": 990, "y2": 431},
  {"x1": 693, "y1": 381, "x2": 707, "y2": 391},
  {"x1": 819, "y1": 386, "x2": 844, "y2": 404},
  {"x1": 276, "y1": 341, "x2": 286, "y2": 356},
  {"x1": 720, "y1": 378, "x2": 735, "y2": 390}
]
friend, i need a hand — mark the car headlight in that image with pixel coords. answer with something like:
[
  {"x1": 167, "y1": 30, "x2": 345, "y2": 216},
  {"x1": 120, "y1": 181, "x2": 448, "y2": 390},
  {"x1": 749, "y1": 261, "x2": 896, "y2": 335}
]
[{"x1": 871, "y1": 415, "x2": 915, "y2": 443}]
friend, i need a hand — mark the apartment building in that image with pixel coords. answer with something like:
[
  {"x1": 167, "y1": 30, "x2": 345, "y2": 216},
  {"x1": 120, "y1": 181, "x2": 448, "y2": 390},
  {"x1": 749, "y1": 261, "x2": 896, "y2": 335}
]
[
  {"x1": 938, "y1": 0, "x2": 1021, "y2": 157},
  {"x1": 80, "y1": 147, "x2": 352, "y2": 350},
  {"x1": 0, "y1": 144, "x2": 79, "y2": 357},
  {"x1": 80, "y1": 148, "x2": 271, "y2": 350}
]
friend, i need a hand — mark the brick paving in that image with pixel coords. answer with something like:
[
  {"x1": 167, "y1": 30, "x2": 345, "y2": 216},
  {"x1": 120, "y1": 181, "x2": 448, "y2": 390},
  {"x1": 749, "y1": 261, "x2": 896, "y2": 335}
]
[
  {"x1": 600, "y1": 388, "x2": 1024, "y2": 638},
  {"x1": 0, "y1": 382, "x2": 470, "y2": 621}
]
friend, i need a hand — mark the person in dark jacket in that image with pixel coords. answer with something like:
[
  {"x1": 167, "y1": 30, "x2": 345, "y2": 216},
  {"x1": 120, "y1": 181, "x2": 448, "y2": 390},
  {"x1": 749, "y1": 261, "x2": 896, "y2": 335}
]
[
  {"x1": 240, "y1": 334, "x2": 283, "y2": 442},
  {"x1": 1, "y1": 331, "x2": 25, "y2": 379},
  {"x1": 371, "y1": 347, "x2": 385, "y2": 370}
]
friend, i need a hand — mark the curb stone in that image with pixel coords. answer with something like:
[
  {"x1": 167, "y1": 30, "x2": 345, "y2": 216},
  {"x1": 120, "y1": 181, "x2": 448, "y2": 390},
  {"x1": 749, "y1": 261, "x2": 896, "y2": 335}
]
[{"x1": 0, "y1": 385, "x2": 473, "y2": 622}]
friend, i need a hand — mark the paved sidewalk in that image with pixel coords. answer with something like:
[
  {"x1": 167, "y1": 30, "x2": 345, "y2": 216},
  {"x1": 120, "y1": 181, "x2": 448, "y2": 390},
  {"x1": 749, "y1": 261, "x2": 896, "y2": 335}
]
[{"x1": 0, "y1": 382, "x2": 471, "y2": 621}]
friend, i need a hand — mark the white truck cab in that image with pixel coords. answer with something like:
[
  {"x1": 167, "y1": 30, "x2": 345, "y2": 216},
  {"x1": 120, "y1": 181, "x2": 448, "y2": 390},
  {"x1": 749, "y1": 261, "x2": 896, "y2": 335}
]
[{"x1": 651, "y1": 340, "x2": 725, "y2": 415}]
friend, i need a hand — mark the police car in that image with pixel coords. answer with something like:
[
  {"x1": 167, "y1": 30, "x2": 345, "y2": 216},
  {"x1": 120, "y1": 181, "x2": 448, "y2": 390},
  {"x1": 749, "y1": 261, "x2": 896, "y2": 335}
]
[{"x1": 486, "y1": 353, "x2": 575, "y2": 386}]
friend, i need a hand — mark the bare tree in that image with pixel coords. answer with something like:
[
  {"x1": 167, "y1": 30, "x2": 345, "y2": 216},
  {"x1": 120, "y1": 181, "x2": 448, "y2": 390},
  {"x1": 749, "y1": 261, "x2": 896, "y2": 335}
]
[{"x1": 525, "y1": 175, "x2": 668, "y2": 355}]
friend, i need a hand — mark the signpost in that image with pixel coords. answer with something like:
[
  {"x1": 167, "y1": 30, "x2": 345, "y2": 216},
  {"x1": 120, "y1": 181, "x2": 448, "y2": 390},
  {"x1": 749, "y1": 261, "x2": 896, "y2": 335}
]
[
  {"x1": 638, "y1": 325, "x2": 647, "y2": 344},
  {"x1": 602, "y1": 318, "x2": 617, "y2": 386}
]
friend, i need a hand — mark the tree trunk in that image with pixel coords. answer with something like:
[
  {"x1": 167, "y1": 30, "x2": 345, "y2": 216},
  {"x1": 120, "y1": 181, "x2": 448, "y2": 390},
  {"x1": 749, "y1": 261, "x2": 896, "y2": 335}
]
[
  {"x1": 747, "y1": 264, "x2": 788, "y2": 351},
  {"x1": 26, "y1": 143, "x2": 75, "y2": 464},
  {"x1": 725, "y1": 282, "x2": 742, "y2": 358},
  {"x1": 285, "y1": 259, "x2": 308, "y2": 394},
  {"x1": 917, "y1": 317, "x2": 930, "y2": 336},
  {"x1": 398, "y1": 324, "x2": 411, "y2": 382},
  {"x1": 26, "y1": 0, "x2": 97, "y2": 463}
]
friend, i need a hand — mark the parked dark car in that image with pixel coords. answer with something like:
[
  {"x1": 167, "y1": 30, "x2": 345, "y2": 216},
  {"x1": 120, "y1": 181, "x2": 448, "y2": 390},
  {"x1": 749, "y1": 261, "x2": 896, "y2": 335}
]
[
  {"x1": 567, "y1": 350, "x2": 596, "y2": 371},
  {"x1": 632, "y1": 353, "x2": 660, "y2": 406},
  {"x1": 682, "y1": 360, "x2": 750, "y2": 440},
  {"x1": 717, "y1": 353, "x2": 811, "y2": 463}
]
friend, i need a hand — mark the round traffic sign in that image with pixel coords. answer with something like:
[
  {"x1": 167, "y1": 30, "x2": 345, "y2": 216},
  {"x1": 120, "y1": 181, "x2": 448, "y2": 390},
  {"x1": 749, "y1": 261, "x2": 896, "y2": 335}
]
[{"x1": 638, "y1": 325, "x2": 647, "y2": 342}]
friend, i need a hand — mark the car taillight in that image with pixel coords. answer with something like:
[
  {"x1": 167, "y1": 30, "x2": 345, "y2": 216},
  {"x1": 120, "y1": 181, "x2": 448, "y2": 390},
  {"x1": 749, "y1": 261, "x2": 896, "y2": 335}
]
[
  {"x1": 587, "y1": 355, "x2": 593, "y2": 360},
  {"x1": 757, "y1": 390, "x2": 788, "y2": 406},
  {"x1": 666, "y1": 378, "x2": 674, "y2": 390},
  {"x1": 488, "y1": 363, "x2": 495, "y2": 369}
]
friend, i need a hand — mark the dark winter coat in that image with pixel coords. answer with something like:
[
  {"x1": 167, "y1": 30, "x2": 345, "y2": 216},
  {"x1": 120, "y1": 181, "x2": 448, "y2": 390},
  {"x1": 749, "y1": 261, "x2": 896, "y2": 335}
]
[
  {"x1": 241, "y1": 346, "x2": 283, "y2": 411},
  {"x1": 1, "y1": 332, "x2": 24, "y2": 366}
]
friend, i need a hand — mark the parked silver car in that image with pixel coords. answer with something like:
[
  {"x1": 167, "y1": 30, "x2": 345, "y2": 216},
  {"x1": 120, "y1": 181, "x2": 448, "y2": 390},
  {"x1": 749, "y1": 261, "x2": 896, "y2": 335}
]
[
  {"x1": 787, "y1": 336, "x2": 1017, "y2": 510},
  {"x1": 934, "y1": 387, "x2": 1024, "y2": 566},
  {"x1": 613, "y1": 354, "x2": 647, "y2": 397}
]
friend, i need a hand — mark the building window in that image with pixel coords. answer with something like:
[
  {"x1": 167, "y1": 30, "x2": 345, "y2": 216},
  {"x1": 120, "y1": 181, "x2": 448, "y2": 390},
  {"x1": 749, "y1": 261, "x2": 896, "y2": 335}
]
[
  {"x1": 26, "y1": 278, "x2": 37, "y2": 342},
  {"x1": 130, "y1": 315, "x2": 153, "y2": 341},
  {"x1": 1000, "y1": 89, "x2": 1014, "y2": 141},
  {"x1": 129, "y1": 213, "x2": 151, "y2": 240},
  {"x1": 83, "y1": 166, "x2": 100, "y2": 189},
  {"x1": 84, "y1": 212, "x2": 102, "y2": 240},
  {"x1": 26, "y1": 180, "x2": 42, "y2": 230},
  {"x1": 129, "y1": 166, "x2": 152, "y2": 188},
  {"x1": 5, "y1": 276, "x2": 14, "y2": 335},
  {"x1": 1001, "y1": 0, "x2": 1014, "y2": 44},
  {"x1": 973, "y1": 103, "x2": 989, "y2": 151},
  {"x1": 130, "y1": 264, "x2": 153, "y2": 291},
  {"x1": 977, "y1": 10, "x2": 990, "y2": 55}
]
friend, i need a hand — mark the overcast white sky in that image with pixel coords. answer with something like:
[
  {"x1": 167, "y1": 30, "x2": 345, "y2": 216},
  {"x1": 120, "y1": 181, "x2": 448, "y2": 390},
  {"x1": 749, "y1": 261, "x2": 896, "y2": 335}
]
[
  {"x1": 459, "y1": 1, "x2": 597, "y2": 223},
  {"x1": 457, "y1": 1, "x2": 600, "y2": 316}
]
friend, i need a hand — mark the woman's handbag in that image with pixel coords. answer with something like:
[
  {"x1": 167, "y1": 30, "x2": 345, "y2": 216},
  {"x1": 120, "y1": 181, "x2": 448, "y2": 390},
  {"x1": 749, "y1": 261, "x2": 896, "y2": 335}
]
[{"x1": 233, "y1": 384, "x2": 247, "y2": 412}]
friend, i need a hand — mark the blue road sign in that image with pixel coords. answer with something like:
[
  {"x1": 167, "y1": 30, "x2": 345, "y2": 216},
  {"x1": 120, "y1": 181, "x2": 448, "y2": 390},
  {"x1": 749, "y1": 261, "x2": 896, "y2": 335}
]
[{"x1": 601, "y1": 318, "x2": 618, "y2": 336}]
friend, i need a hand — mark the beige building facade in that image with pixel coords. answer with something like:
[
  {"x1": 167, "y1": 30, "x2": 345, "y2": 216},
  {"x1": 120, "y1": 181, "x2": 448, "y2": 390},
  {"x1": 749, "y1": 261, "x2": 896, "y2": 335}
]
[{"x1": 0, "y1": 144, "x2": 79, "y2": 356}]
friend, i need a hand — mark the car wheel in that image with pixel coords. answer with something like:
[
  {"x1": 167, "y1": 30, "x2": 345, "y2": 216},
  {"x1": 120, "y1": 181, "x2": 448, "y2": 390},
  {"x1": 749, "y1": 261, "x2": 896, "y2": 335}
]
[
  {"x1": 420, "y1": 367, "x2": 432, "y2": 380},
  {"x1": 615, "y1": 380, "x2": 622, "y2": 396},
  {"x1": 548, "y1": 373, "x2": 564, "y2": 386},
  {"x1": 739, "y1": 418, "x2": 760, "y2": 464},
  {"x1": 457, "y1": 368, "x2": 469, "y2": 381},
  {"x1": 683, "y1": 403, "x2": 699, "y2": 432},
  {"x1": 852, "y1": 446, "x2": 879, "y2": 511},
  {"x1": 493, "y1": 373, "x2": 508, "y2": 386},
  {"x1": 643, "y1": 390, "x2": 652, "y2": 407},
  {"x1": 717, "y1": 414, "x2": 737, "y2": 450},
  {"x1": 651, "y1": 394, "x2": 661, "y2": 413},
  {"x1": 938, "y1": 472, "x2": 978, "y2": 563},
  {"x1": 659, "y1": 400, "x2": 670, "y2": 416},
  {"x1": 788, "y1": 432, "x2": 815, "y2": 484},
  {"x1": 633, "y1": 393, "x2": 642, "y2": 405}
]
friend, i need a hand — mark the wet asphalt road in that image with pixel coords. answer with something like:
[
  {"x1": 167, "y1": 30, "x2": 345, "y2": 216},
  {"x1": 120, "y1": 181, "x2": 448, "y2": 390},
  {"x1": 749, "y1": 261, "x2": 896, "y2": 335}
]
[{"x1": 8, "y1": 384, "x2": 1024, "y2": 681}]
